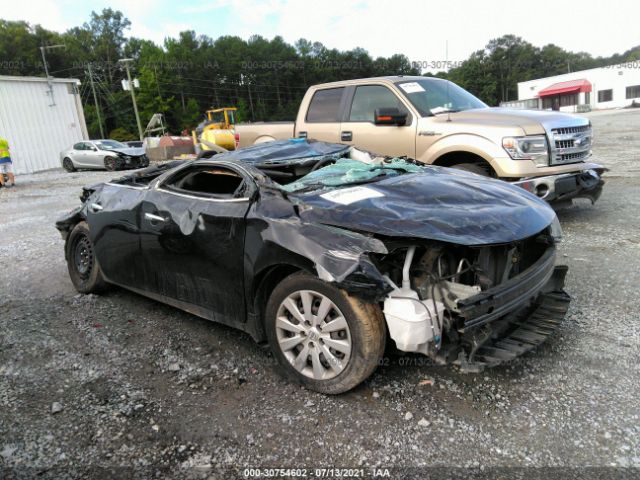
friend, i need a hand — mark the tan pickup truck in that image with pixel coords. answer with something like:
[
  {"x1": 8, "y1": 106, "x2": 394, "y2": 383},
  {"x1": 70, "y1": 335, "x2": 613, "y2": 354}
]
[{"x1": 236, "y1": 76, "x2": 605, "y2": 204}]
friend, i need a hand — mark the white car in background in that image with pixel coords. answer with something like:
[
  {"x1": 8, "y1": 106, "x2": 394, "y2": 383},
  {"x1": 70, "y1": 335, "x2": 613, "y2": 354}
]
[{"x1": 60, "y1": 139, "x2": 149, "y2": 172}]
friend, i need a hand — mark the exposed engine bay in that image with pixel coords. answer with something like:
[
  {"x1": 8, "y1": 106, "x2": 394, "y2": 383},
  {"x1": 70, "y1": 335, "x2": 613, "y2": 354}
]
[{"x1": 373, "y1": 230, "x2": 569, "y2": 372}]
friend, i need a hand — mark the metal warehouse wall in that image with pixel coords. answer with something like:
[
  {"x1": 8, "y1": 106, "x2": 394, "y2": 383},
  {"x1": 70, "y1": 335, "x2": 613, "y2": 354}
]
[{"x1": 0, "y1": 76, "x2": 88, "y2": 174}]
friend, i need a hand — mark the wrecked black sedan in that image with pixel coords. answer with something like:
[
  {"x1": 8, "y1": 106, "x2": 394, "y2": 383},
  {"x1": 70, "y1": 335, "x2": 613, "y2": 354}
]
[{"x1": 56, "y1": 139, "x2": 570, "y2": 394}]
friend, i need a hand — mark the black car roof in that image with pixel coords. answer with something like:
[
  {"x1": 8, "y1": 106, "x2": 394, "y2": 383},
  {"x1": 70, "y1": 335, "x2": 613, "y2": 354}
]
[{"x1": 210, "y1": 139, "x2": 350, "y2": 167}]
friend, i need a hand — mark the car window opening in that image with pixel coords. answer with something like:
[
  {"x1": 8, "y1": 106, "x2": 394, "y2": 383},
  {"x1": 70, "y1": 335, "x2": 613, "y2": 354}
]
[{"x1": 165, "y1": 167, "x2": 244, "y2": 198}]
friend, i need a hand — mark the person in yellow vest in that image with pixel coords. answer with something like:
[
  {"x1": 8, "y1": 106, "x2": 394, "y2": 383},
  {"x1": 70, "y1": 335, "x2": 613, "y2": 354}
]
[{"x1": 0, "y1": 137, "x2": 15, "y2": 188}]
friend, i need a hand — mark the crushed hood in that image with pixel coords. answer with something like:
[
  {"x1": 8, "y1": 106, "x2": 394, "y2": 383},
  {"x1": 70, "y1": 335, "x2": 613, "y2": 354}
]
[
  {"x1": 103, "y1": 147, "x2": 146, "y2": 156},
  {"x1": 291, "y1": 167, "x2": 556, "y2": 246}
]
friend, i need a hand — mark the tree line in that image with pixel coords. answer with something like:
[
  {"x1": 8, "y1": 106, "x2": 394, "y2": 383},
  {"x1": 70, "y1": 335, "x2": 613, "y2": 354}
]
[{"x1": 1, "y1": 9, "x2": 639, "y2": 139}]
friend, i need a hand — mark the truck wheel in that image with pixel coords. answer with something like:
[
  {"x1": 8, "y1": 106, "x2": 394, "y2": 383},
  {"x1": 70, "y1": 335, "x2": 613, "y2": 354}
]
[
  {"x1": 63, "y1": 158, "x2": 76, "y2": 172},
  {"x1": 452, "y1": 163, "x2": 491, "y2": 177},
  {"x1": 104, "y1": 156, "x2": 120, "y2": 171},
  {"x1": 265, "y1": 272, "x2": 386, "y2": 394},
  {"x1": 66, "y1": 221, "x2": 107, "y2": 294}
]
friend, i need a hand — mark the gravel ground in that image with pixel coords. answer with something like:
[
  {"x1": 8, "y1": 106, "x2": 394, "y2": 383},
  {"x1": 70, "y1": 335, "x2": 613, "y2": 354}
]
[{"x1": 1, "y1": 110, "x2": 639, "y2": 479}]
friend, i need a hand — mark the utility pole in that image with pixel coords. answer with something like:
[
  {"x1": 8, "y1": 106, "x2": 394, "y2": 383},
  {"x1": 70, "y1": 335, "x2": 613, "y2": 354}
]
[
  {"x1": 241, "y1": 74, "x2": 255, "y2": 121},
  {"x1": 87, "y1": 63, "x2": 105, "y2": 138},
  {"x1": 118, "y1": 58, "x2": 144, "y2": 141},
  {"x1": 152, "y1": 64, "x2": 163, "y2": 100},
  {"x1": 39, "y1": 44, "x2": 66, "y2": 106}
]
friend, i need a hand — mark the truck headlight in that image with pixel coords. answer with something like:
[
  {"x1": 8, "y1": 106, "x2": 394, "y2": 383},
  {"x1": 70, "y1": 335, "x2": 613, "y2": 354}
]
[{"x1": 503, "y1": 135, "x2": 549, "y2": 166}]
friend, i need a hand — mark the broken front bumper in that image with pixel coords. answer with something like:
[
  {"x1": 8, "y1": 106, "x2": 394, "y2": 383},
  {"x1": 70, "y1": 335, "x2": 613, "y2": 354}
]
[
  {"x1": 514, "y1": 168, "x2": 605, "y2": 204},
  {"x1": 455, "y1": 265, "x2": 569, "y2": 372}
]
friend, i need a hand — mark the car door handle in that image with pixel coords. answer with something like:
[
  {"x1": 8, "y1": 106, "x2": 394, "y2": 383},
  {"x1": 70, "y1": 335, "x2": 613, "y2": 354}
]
[
  {"x1": 144, "y1": 212, "x2": 166, "y2": 223},
  {"x1": 341, "y1": 131, "x2": 352, "y2": 141},
  {"x1": 90, "y1": 203, "x2": 103, "y2": 212}
]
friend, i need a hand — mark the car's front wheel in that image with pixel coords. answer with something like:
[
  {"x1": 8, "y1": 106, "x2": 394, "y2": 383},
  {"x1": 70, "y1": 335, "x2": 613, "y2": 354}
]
[
  {"x1": 63, "y1": 157, "x2": 76, "y2": 172},
  {"x1": 66, "y1": 221, "x2": 107, "y2": 293},
  {"x1": 104, "y1": 156, "x2": 120, "y2": 171},
  {"x1": 265, "y1": 272, "x2": 385, "y2": 394}
]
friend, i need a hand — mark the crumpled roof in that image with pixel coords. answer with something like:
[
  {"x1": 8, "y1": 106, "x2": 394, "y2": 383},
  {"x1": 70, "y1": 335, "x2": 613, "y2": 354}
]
[{"x1": 217, "y1": 138, "x2": 350, "y2": 166}]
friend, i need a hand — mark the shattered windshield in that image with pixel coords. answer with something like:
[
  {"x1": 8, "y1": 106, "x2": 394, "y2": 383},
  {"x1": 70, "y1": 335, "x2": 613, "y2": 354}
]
[
  {"x1": 396, "y1": 79, "x2": 487, "y2": 116},
  {"x1": 281, "y1": 158, "x2": 424, "y2": 193},
  {"x1": 216, "y1": 139, "x2": 426, "y2": 193}
]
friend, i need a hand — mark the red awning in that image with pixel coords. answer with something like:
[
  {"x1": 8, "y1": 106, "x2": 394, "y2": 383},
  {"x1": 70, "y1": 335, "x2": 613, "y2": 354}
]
[{"x1": 538, "y1": 79, "x2": 592, "y2": 97}]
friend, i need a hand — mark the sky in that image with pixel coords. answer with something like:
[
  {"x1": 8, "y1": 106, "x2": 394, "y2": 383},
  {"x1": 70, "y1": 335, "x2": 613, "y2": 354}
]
[{"x1": 2, "y1": 0, "x2": 639, "y2": 68}]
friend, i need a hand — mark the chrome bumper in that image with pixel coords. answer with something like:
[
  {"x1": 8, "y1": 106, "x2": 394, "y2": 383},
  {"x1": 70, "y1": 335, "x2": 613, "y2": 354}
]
[{"x1": 513, "y1": 168, "x2": 605, "y2": 204}]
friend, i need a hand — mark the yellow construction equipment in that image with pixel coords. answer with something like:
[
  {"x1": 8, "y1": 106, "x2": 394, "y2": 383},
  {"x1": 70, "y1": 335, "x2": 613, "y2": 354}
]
[{"x1": 192, "y1": 107, "x2": 238, "y2": 157}]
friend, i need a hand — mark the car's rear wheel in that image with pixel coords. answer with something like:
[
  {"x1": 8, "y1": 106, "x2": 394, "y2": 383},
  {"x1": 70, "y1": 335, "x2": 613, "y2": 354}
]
[
  {"x1": 63, "y1": 157, "x2": 76, "y2": 172},
  {"x1": 104, "y1": 156, "x2": 120, "y2": 171},
  {"x1": 265, "y1": 272, "x2": 385, "y2": 394},
  {"x1": 66, "y1": 221, "x2": 107, "y2": 293}
]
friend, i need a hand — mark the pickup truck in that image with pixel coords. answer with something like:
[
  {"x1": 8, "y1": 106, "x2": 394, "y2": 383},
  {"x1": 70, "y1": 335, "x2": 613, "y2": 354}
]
[{"x1": 236, "y1": 76, "x2": 605, "y2": 204}]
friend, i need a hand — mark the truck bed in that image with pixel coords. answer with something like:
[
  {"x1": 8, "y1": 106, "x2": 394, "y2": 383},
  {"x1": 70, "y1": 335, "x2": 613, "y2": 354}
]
[{"x1": 236, "y1": 122, "x2": 294, "y2": 148}]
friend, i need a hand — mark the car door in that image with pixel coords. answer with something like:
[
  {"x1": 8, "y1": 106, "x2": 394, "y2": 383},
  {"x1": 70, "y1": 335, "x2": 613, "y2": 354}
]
[
  {"x1": 296, "y1": 87, "x2": 346, "y2": 143},
  {"x1": 139, "y1": 162, "x2": 252, "y2": 326},
  {"x1": 84, "y1": 142, "x2": 105, "y2": 169},
  {"x1": 339, "y1": 84, "x2": 417, "y2": 158},
  {"x1": 68, "y1": 142, "x2": 88, "y2": 166},
  {"x1": 85, "y1": 183, "x2": 147, "y2": 287}
]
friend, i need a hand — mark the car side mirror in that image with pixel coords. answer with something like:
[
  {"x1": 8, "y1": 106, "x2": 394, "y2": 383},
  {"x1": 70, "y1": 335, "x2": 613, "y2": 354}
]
[{"x1": 374, "y1": 107, "x2": 408, "y2": 126}]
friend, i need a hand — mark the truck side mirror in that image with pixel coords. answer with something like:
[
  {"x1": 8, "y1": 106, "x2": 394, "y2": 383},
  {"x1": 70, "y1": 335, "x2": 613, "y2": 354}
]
[{"x1": 374, "y1": 107, "x2": 408, "y2": 126}]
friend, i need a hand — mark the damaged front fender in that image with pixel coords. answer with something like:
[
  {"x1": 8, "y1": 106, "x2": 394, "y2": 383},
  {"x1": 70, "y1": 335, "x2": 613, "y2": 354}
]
[{"x1": 244, "y1": 187, "x2": 392, "y2": 314}]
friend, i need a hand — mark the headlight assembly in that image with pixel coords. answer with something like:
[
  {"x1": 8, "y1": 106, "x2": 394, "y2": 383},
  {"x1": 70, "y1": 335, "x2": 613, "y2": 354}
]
[{"x1": 503, "y1": 135, "x2": 549, "y2": 166}]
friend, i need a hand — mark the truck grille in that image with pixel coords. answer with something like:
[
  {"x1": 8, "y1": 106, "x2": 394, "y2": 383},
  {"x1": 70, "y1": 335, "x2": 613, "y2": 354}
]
[
  {"x1": 548, "y1": 124, "x2": 592, "y2": 165},
  {"x1": 551, "y1": 125, "x2": 590, "y2": 135},
  {"x1": 558, "y1": 151, "x2": 591, "y2": 162}
]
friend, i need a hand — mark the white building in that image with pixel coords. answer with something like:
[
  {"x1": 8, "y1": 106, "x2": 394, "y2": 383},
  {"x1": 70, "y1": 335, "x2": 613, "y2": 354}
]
[
  {"x1": 506, "y1": 62, "x2": 640, "y2": 113},
  {"x1": 0, "y1": 75, "x2": 88, "y2": 174}
]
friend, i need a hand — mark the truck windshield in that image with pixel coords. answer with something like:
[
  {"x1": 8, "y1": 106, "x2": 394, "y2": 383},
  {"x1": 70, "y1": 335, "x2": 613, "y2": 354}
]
[
  {"x1": 208, "y1": 111, "x2": 225, "y2": 123},
  {"x1": 396, "y1": 79, "x2": 487, "y2": 116}
]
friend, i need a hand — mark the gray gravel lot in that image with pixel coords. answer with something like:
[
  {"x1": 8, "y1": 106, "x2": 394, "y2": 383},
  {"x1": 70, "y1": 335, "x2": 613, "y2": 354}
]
[{"x1": 1, "y1": 110, "x2": 639, "y2": 479}]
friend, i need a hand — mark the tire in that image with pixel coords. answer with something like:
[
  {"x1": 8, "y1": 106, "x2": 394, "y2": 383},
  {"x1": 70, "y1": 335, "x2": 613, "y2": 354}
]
[
  {"x1": 265, "y1": 272, "x2": 386, "y2": 394},
  {"x1": 66, "y1": 221, "x2": 107, "y2": 294},
  {"x1": 63, "y1": 157, "x2": 76, "y2": 172},
  {"x1": 451, "y1": 162, "x2": 492, "y2": 177},
  {"x1": 104, "y1": 156, "x2": 120, "y2": 171}
]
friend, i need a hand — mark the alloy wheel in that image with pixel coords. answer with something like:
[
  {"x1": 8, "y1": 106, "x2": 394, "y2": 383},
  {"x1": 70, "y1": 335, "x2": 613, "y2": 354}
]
[
  {"x1": 275, "y1": 290, "x2": 352, "y2": 380},
  {"x1": 63, "y1": 158, "x2": 74, "y2": 172}
]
